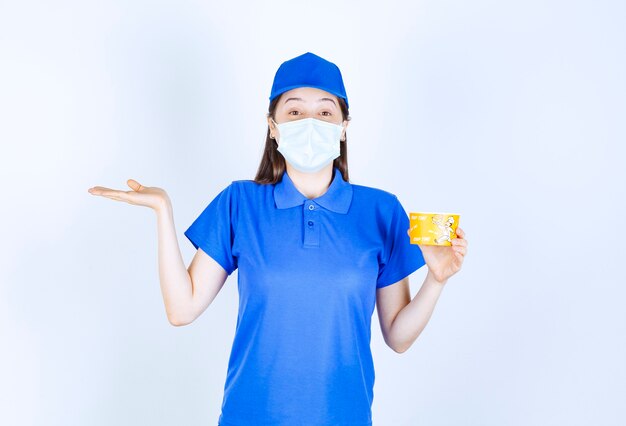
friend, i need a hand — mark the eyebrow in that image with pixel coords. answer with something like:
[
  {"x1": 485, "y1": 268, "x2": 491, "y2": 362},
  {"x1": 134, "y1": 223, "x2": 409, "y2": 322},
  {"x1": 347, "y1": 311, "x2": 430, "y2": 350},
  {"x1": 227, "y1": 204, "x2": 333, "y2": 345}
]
[{"x1": 283, "y1": 97, "x2": 337, "y2": 107}]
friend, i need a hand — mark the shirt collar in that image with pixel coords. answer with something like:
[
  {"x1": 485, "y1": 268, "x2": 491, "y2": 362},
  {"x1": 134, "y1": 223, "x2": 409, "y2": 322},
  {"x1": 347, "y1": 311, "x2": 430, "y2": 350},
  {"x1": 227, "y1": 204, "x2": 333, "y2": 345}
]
[{"x1": 274, "y1": 167, "x2": 353, "y2": 214}]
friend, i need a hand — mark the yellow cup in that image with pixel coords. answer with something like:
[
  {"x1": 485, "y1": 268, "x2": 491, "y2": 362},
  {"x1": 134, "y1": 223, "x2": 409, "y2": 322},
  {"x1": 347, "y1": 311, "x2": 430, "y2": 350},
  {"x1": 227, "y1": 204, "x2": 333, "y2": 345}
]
[{"x1": 409, "y1": 212, "x2": 460, "y2": 246}]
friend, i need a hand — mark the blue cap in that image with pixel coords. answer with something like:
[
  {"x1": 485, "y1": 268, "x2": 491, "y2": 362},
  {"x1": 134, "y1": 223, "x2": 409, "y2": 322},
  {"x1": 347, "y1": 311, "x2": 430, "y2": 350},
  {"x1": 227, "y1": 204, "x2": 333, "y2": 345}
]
[{"x1": 269, "y1": 52, "x2": 349, "y2": 109}]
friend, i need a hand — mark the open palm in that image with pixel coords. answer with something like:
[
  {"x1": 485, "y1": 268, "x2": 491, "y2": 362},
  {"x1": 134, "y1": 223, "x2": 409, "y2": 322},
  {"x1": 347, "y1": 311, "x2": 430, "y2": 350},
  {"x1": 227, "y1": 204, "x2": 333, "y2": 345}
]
[{"x1": 88, "y1": 179, "x2": 171, "y2": 212}]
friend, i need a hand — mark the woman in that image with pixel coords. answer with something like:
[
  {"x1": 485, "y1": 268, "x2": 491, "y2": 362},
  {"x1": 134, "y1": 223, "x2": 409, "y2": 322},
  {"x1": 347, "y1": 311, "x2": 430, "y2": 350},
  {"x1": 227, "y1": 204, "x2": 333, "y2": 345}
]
[{"x1": 88, "y1": 52, "x2": 468, "y2": 426}]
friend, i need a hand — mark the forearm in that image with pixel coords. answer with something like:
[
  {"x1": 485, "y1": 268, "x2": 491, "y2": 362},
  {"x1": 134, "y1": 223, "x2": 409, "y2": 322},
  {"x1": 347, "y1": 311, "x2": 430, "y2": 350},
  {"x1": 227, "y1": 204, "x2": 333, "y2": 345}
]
[
  {"x1": 155, "y1": 202, "x2": 193, "y2": 325},
  {"x1": 389, "y1": 269, "x2": 447, "y2": 353}
]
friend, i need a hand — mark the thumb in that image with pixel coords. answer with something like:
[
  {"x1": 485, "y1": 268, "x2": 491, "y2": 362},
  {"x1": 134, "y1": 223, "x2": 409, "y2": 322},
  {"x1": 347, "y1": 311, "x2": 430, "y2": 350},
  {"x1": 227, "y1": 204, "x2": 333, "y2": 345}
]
[{"x1": 127, "y1": 179, "x2": 144, "y2": 192}]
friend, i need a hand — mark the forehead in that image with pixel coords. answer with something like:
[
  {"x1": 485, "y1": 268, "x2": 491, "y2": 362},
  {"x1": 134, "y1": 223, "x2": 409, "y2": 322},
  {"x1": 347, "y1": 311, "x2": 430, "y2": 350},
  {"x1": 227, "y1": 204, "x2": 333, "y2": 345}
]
[{"x1": 279, "y1": 87, "x2": 339, "y2": 104}]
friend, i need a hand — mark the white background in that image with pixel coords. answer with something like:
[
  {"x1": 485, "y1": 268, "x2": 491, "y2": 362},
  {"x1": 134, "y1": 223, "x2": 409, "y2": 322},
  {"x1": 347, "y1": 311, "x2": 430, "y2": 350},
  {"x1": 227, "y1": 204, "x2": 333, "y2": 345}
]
[{"x1": 1, "y1": 1, "x2": 624, "y2": 425}]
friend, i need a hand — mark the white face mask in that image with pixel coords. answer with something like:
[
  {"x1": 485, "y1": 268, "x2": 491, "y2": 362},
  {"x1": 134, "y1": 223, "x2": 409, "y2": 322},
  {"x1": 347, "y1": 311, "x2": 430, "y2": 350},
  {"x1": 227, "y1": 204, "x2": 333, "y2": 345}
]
[{"x1": 272, "y1": 117, "x2": 344, "y2": 173}]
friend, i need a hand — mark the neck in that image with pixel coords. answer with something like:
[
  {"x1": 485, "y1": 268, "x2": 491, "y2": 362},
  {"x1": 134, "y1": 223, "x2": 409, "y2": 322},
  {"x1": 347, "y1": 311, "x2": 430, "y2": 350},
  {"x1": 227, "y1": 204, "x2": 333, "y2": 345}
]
[{"x1": 286, "y1": 163, "x2": 334, "y2": 199}]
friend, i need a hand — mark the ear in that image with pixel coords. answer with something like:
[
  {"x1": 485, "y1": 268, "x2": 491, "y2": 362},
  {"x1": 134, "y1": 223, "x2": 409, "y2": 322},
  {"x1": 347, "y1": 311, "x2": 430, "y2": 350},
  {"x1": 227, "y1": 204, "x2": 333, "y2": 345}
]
[
  {"x1": 341, "y1": 119, "x2": 349, "y2": 141},
  {"x1": 267, "y1": 116, "x2": 276, "y2": 139}
]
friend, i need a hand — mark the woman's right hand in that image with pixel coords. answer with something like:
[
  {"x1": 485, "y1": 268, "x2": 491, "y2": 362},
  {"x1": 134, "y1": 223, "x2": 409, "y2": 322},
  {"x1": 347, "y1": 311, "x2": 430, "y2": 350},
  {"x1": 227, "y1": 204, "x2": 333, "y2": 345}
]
[{"x1": 88, "y1": 179, "x2": 171, "y2": 213}]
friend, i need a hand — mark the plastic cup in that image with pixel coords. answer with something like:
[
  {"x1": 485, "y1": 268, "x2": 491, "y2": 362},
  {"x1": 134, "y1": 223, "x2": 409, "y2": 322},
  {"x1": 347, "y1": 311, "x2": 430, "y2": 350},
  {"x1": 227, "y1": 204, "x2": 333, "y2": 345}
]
[{"x1": 409, "y1": 212, "x2": 460, "y2": 246}]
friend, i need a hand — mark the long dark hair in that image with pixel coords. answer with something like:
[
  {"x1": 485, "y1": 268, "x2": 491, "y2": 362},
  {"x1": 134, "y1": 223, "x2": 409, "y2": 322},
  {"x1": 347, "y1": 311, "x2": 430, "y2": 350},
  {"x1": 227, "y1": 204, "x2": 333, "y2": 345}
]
[{"x1": 253, "y1": 94, "x2": 351, "y2": 184}]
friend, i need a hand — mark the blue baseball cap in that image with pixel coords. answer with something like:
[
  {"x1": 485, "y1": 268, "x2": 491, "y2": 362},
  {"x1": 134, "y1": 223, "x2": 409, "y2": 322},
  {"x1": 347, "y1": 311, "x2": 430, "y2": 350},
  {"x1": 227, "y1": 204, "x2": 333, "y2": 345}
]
[{"x1": 269, "y1": 52, "x2": 349, "y2": 109}]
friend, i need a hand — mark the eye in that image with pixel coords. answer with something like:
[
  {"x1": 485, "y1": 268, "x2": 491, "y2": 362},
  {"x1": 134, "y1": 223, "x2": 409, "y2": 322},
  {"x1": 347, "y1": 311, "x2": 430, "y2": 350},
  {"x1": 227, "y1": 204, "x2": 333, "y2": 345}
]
[
  {"x1": 321, "y1": 111, "x2": 332, "y2": 117},
  {"x1": 288, "y1": 110, "x2": 300, "y2": 116}
]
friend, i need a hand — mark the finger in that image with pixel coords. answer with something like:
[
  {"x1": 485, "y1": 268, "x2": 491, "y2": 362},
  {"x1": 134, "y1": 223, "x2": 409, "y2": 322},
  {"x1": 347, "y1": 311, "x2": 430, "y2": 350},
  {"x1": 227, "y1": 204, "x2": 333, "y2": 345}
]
[
  {"x1": 127, "y1": 179, "x2": 144, "y2": 192},
  {"x1": 88, "y1": 186, "x2": 116, "y2": 195},
  {"x1": 456, "y1": 227, "x2": 465, "y2": 238},
  {"x1": 454, "y1": 251, "x2": 464, "y2": 267},
  {"x1": 91, "y1": 188, "x2": 132, "y2": 202},
  {"x1": 452, "y1": 238, "x2": 467, "y2": 247},
  {"x1": 453, "y1": 246, "x2": 467, "y2": 256}
]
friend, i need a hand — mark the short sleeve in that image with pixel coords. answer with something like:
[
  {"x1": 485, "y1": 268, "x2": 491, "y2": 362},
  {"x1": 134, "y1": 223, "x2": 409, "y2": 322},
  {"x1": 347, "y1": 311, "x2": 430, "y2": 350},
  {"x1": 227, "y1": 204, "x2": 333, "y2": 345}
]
[
  {"x1": 376, "y1": 196, "x2": 426, "y2": 288},
  {"x1": 184, "y1": 182, "x2": 238, "y2": 276}
]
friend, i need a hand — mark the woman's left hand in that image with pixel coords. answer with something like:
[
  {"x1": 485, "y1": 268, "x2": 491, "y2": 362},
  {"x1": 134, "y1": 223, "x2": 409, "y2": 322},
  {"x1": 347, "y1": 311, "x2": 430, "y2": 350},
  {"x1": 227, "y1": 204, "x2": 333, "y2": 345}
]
[{"x1": 407, "y1": 227, "x2": 468, "y2": 284}]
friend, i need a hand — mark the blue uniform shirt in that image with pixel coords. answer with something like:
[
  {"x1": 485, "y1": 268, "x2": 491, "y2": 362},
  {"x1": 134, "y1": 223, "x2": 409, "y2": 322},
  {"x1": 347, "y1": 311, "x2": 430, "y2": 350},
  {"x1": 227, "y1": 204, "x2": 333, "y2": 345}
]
[{"x1": 184, "y1": 167, "x2": 426, "y2": 426}]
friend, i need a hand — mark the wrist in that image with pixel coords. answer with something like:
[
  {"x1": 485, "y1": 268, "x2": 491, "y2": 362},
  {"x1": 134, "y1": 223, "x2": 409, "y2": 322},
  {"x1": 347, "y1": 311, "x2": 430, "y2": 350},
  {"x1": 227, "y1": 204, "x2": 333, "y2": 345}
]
[
  {"x1": 427, "y1": 268, "x2": 448, "y2": 286},
  {"x1": 155, "y1": 198, "x2": 173, "y2": 217}
]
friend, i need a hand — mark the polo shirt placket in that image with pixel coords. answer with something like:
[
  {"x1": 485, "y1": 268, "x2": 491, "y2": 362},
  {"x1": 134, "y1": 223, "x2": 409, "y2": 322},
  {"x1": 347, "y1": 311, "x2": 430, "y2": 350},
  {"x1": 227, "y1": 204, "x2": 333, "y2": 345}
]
[{"x1": 303, "y1": 200, "x2": 319, "y2": 248}]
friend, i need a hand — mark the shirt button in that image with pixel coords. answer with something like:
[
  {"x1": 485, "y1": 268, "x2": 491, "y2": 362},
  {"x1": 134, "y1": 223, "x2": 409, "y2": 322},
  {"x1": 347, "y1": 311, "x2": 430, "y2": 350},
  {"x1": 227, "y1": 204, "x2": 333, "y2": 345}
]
[
  {"x1": 308, "y1": 204, "x2": 315, "y2": 210},
  {"x1": 308, "y1": 221, "x2": 314, "y2": 226}
]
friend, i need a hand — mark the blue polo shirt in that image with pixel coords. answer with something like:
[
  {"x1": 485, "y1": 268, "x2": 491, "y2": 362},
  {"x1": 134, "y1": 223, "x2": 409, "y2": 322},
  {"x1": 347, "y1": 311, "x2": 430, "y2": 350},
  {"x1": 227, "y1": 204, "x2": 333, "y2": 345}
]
[{"x1": 184, "y1": 167, "x2": 426, "y2": 426}]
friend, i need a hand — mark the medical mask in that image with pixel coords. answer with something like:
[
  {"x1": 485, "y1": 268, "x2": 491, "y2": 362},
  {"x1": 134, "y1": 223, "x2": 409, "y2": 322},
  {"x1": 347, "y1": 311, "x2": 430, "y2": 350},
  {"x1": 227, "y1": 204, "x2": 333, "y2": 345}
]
[{"x1": 272, "y1": 117, "x2": 344, "y2": 173}]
